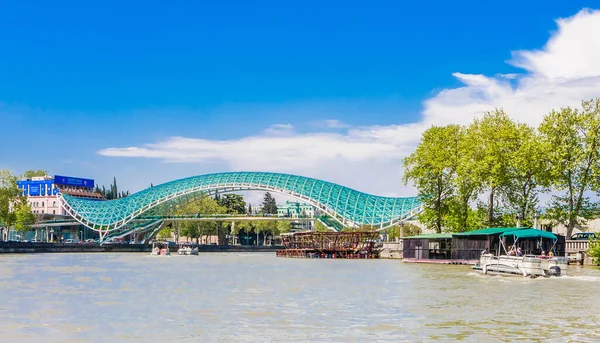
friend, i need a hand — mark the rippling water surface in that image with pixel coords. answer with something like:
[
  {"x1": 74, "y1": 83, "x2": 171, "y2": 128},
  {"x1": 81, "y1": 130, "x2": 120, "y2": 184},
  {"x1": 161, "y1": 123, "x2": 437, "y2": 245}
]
[{"x1": 0, "y1": 253, "x2": 599, "y2": 342}]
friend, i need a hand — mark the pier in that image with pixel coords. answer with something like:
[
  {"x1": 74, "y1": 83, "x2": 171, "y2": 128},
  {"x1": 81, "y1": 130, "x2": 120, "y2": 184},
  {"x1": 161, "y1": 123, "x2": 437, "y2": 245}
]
[{"x1": 276, "y1": 231, "x2": 381, "y2": 259}]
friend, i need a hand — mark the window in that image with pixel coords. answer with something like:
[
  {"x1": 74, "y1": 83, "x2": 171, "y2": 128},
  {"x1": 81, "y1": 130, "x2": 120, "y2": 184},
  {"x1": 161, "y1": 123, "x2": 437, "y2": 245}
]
[
  {"x1": 53, "y1": 201, "x2": 56, "y2": 207},
  {"x1": 41, "y1": 210, "x2": 44, "y2": 214},
  {"x1": 42, "y1": 202, "x2": 44, "y2": 207},
  {"x1": 53, "y1": 210, "x2": 56, "y2": 214}
]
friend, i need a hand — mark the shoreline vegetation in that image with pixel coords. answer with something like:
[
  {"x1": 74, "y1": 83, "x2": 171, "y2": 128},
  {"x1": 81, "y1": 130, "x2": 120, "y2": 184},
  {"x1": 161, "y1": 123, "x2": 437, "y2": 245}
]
[{"x1": 402, "y1": 98, "x2": 600, "y2": 242}]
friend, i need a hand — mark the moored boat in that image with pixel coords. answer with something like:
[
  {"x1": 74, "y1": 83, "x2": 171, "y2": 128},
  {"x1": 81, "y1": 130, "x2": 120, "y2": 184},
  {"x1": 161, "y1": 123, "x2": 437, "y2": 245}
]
[
  {"x1": 150, "y1": 242, "x2": 171, "y2": 256},
  {"x1": 177, "y1": 244, "x2": 199, "y2": 256}
]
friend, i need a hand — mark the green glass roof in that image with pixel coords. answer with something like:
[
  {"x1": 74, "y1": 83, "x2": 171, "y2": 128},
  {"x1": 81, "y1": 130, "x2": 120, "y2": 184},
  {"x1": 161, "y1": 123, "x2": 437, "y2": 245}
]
[
  {"x1": 59, "y1": 171, "x2": 422, "y2": 232},
  {"x1": 453, "y1": 227, "x2": 530, "y2": 236},
  {"x1": 499, "y1": 228, "x2": 557, "y2": 240}
]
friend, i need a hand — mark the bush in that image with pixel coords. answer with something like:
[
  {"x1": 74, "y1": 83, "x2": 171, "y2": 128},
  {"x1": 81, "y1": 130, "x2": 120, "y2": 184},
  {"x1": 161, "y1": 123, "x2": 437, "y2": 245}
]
[{"x1": 588, "y1": 234, "x2": 600, "y2": 265}]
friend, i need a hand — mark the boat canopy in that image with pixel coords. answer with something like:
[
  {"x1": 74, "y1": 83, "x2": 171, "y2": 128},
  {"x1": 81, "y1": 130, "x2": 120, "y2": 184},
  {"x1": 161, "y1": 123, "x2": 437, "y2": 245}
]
[{"x1": 499, "y1": 228, "x2": 557, "y2": 240}]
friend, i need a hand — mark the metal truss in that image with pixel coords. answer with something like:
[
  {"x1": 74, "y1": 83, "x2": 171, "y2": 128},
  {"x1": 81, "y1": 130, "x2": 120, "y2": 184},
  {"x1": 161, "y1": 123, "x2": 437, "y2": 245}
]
[{"x1": 58, "y1": 172, "x2": 422, "y2": 234}]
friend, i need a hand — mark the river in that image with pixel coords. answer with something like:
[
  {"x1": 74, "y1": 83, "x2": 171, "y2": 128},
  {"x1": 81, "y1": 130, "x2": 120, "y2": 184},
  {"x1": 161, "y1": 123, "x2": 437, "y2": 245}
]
[{"x1": 0, "y1": 253, "x2": 599, "y2": 342}]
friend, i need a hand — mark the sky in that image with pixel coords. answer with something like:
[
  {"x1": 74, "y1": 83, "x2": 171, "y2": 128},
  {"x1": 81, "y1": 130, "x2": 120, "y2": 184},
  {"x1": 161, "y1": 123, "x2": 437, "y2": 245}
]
[{"x1": 1, "y1": 1, "x2": 600, "y2": 205}]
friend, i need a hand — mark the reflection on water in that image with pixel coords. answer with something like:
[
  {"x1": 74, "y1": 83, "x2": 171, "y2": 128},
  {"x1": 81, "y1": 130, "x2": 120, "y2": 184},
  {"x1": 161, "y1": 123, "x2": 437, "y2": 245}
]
[{"x1": 0, "y1": 253, "x2": 599, "y2": 342}]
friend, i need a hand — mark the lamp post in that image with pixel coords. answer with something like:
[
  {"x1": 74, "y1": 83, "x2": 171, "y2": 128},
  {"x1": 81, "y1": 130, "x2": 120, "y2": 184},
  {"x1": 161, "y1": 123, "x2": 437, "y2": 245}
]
[
  {"x1": 515, "y1": 214, "x2": 521, "y2": 228},
  {"x1": 534, "y1": 212, "x2": 540, "y2": 230}
]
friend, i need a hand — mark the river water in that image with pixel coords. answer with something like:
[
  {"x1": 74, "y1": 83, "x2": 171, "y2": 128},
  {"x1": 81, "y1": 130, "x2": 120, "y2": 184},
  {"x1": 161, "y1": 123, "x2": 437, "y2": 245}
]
[{"x1": 0, "y1": 253, "x2": 599, "y2": 342}]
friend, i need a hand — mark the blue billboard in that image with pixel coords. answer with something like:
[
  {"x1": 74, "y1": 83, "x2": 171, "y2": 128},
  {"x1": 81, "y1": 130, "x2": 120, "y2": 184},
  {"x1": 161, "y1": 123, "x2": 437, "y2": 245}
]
[
  {"x1": 54, "y1": 175, "x2": 95, "y2": 188},
  {"x1": 17, "y1": 179, "x2": 54, "y2": 196}
]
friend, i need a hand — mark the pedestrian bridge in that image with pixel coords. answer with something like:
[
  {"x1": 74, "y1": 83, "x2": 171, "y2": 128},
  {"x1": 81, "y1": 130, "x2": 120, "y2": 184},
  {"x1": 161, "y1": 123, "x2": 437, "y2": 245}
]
[{"x1": 58, "y1": 172, "x2": 422, "y2": 238}]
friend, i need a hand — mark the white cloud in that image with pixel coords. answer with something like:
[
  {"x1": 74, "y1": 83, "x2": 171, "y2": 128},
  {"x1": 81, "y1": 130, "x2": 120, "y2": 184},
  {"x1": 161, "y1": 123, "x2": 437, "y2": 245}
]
[
  {"x1": 98, "y1": 9, "x2": 600, "y2": 196},
  {"x1": 313, "y1": 119, "x2": 350, "y2": 129},
  {"x1": 263, "y1": 123, "x2": 294, "y2": 136}
]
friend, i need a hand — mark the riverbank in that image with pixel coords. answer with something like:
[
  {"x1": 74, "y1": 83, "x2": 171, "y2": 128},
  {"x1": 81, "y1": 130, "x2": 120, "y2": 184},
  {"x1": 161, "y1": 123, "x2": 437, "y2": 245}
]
[{"x1": 0, "y1": 242, "x2": 281, "y2": 254}]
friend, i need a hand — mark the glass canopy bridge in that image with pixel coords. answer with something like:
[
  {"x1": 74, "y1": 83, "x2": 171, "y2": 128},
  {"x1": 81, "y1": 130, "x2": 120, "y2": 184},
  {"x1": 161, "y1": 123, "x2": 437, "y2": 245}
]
[{"x1": 58, "y1": 171, "x2": 423, "y2": 241}]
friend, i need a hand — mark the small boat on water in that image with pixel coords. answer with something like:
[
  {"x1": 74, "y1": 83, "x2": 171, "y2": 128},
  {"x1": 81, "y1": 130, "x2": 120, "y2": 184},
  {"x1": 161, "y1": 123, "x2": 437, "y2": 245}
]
[
  {"x1": 151, "y1": 242, "x2": 171, "y2": 256},
  {"x1": 177, "y1": 243, "x2": 199, "y2": 256},
  {"x1": 474, "y1": 228, "x2": 568, "y2": 277}
]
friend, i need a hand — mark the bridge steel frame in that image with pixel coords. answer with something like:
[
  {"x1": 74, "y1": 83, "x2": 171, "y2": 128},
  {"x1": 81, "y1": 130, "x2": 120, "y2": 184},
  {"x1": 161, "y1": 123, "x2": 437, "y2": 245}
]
[{"x1": 58, "y1": 172, "x2": 422, "y2": 240}]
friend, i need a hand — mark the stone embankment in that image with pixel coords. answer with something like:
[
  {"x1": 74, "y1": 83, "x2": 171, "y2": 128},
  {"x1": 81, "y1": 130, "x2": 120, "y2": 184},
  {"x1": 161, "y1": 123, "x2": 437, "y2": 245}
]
[
  {"x1": 380, "y1": 241, "x2": 403, "y2": 259},
  {"x1": 0, "y1": 242, "x2": 281, "y2": 254}
]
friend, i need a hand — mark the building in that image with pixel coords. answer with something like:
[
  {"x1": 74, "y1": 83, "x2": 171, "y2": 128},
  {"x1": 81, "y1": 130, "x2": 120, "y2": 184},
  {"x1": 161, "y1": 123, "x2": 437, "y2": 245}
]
[
  {"x1": 11, "y1": 174, "x2": 104, "y2": 242},
  {"x1": 277, "y1": 201, "x2": 314, "y2": 218},
  {"x1": 277, "y1": 201, "x2": 315, "y2": 231},
  {"x1": 17, "y1": 174, "x2": 103, "y2": 216}
]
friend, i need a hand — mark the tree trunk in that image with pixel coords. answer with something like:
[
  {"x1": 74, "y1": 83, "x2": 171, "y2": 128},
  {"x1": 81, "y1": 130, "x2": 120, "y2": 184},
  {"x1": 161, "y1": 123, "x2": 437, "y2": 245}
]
[
  {"x1": 567, "y1": 219, "x2": 576, "y2": 240},
  {"x1": 488, "y1": 186, "x2": 495, "y2": 226}
]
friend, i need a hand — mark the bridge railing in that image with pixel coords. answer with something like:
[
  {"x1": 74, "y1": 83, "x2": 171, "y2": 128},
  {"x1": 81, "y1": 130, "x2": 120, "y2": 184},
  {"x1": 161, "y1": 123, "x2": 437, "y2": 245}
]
[
  {"x1": 139, "y1": 214, "x2": 316, "y2": 220},
  {"x1": 565, "y1": 240, "x2": 590, "y2": 253}
]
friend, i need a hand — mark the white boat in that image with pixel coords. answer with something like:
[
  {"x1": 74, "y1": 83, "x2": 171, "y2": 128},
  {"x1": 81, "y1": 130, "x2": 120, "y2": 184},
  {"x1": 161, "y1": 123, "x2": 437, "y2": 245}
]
[
  {"x1": 177, "y1": 245, "x2": 199, "y2": 256},
  {"x1": 475, "y1": 228, "x2": 568, "y2": 277},
  {"x1": 150, "y1": 242, "x2": 171, "y2": 256},
  {"x1": 478, "y1": 254, "x2": 567, "y2": 277}
]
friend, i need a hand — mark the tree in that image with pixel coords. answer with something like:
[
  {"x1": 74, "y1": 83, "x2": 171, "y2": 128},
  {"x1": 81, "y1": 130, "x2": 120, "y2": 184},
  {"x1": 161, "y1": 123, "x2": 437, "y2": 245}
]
[
  {"x1": 498, "y1": 127, "x2": 549, "y2": 227},
  {"x1": 465, "y1": 109, "x2": 523, "y2": 226},
  {"x1": 261, "y1": 192, "x2": 278, "y2": 214},
  {"x1": 248, "y1": 203, "x2": 253, "y2": 215},
  {"x1": 588, "y1": 234, "x2": 600, "y2": 265},
  {"x1": 112, "y1": 177, "x2": 118, "y2": 200},
  {"x1": 314, "y1": 220, "x2": 330, "y2": 232},
  {"x1": 13, "y1": 198, "x2": 35, "y2": 232},
  {"x1": 175, "y1": 195, "x2": 227, "y2": 244},
  {"x1": 96, "y1": 177, "x2": 129, "y2": 199},
  {"x1": 157, "y1": 227, "x2": 173, "y2": 241},
  {"x1": 403, "y1": 125, "x2": 462, "y2": 233},
  {"x1": 0, "y1": 169, "x2": 18, "y2": 240},
  {"x1": 22, "y1": 170, "x2": 48, "y2": 178},
  {"x1": 538, "y1": 98, "x2": 600, "y2": 239},
  {"x1": 219, "y1": 194, "x2": 246, "y2": 214}
]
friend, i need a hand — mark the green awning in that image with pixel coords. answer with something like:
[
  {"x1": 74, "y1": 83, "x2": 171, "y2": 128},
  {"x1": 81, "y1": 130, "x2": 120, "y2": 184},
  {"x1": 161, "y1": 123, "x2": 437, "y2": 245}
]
[
  {"x1": 404, "y1": 233, "x2": 453, "y2": 239},
  {"x1": 499, "y1": 229, "x2": 557, "y2": 240},
  {"x1": 453, "y1": 227, "x2": 529, "y2": 237}
]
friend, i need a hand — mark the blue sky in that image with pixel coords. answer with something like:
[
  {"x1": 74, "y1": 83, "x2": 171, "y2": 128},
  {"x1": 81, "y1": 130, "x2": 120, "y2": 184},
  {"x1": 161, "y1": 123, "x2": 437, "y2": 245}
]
[{"x1": 1, "y1": 1, "x2": 600, "y2": 199}]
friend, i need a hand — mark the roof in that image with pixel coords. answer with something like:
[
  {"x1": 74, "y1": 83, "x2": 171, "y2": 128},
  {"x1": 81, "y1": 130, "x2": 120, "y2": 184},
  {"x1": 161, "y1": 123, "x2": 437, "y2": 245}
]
[
  {"x1": 61, "y1": 171, "x2": 423, "y2": 231},
  {"x1": 404, "y1": 233, "x2": 453, "y2": 239},
  {"x1": 453, "y1": 227, "x2": 530, "y2": 237},
  {"x1": 499, "y1": 228, "x2": 557, "y2": 240}
]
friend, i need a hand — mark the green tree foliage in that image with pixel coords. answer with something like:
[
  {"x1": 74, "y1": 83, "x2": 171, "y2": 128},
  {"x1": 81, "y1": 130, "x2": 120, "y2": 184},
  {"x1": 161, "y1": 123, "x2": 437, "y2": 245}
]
[
  {"x1": 588, "y1": 234, "x2": 600, "y2": 265},
  {"x1": 498, "y1": 127, "x2": 548, "y2": 227},
  {"x1": 22, "y1": 170, "x2": 48, "y2": 178},
  {"x1": 403, "y1": 125, "x2": 462, "y2": 233},
  {"x1": 447, "y1": 140, "x2": 481, "y2": 232},
  {"x1": 465, "y1": 109, "x2": 523, "y2": 226},
  {"x1": 0, "y1": 169, "x2": 19, "y2": 238},
  {"x1": 314, "y1": 220, "x2": 330, "y2": 232},
  {"x1": 157, "y1": 227, "x2": 173, "y2": 241},
  {"x1": 94, "y1": 177, "x2": 130, "y2": 199},
  {"x1": 404, "y1": 102, "x2": 600, "y2": 233},
  {"x1": 176, "y1": 195, "x2": 227, "y2": 243},
  {"x1": 13, "y1": 198, "x2": 35, "y2": 232},
  {"x1": 538, "y1": 98, "x2": 600, "y2": 239},
  {"x1": 218, "y1": 194, "x2": 247, "y2": 214},
  {"x1": 261, "y1": 192, "x2": 278, "y2": 214}
]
